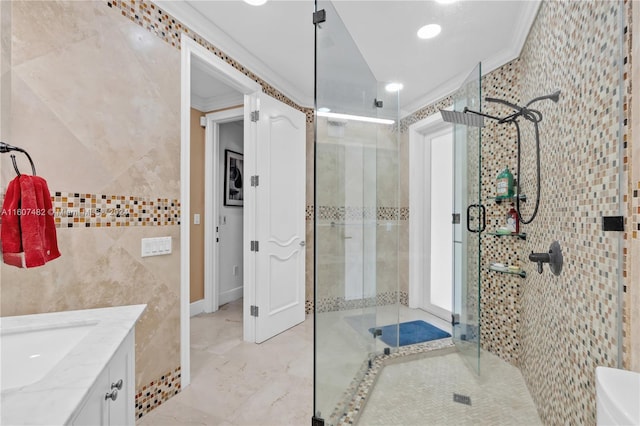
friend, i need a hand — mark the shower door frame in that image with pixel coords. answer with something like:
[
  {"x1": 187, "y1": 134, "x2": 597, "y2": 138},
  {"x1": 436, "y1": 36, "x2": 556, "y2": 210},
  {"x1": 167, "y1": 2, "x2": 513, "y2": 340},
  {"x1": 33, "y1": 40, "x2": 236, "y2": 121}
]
[{"x1": 450, "y1": 62, "x2": 483, "y2": 375}]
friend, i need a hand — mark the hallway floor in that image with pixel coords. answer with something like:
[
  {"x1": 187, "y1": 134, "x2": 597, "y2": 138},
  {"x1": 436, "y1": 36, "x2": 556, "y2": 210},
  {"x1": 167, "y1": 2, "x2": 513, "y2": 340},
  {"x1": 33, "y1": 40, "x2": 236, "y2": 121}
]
[{"x1": 136, "y1": 299, "x2": 313, "y2": 426}]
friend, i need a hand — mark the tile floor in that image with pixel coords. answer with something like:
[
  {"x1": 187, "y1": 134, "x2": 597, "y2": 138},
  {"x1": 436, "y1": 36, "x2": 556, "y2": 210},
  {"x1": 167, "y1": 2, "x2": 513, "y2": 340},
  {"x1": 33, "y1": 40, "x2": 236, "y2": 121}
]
[
  {"x1": 315, "y1": 305, "x2": 451, "y2": 421},
  {"x1": 136, "y1": 299, "x2": 313, "y2": 426},
  {"x1": 357, "y1": 348, "x2": 542, "y2": 425},
  {"x1": 136, "y1": 300, "x2": 539, "y2": 426}
]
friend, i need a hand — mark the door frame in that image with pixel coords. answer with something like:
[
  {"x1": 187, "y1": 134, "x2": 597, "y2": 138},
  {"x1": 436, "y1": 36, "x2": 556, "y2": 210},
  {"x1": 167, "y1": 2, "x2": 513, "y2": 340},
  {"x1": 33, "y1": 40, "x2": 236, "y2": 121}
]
[
  {"x1": 180, "y1": 35, "x2": 260, "y2": 387},
  {"x1": 203, "y1": 108, "x2": 244, "y2": 315},
  {"x1": 408, "y1": 112, "x2": 453, "y2": 321}
]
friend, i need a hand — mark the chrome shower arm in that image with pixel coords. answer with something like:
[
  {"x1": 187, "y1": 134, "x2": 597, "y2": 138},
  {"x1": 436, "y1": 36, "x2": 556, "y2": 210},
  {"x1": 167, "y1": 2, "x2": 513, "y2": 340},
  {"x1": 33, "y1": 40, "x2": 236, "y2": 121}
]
[
  {"x1": 525, "y1": 90, "x2": 561, "y2": 107},
  {"x1": 463, "y1": 107, "x2": 502, "y2": 121}
]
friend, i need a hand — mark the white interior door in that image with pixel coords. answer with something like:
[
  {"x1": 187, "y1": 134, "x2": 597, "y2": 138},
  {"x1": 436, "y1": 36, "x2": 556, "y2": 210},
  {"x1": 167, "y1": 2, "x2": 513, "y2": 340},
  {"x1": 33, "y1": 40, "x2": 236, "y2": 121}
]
[
  {"x1": 409, "y1": 116, "x2": 454, "y2": 322},
  {"x1": 251, "y1": 93, "x2": 306, "y2": 343},
  {"x1": 427, "y1": 130, "x2": 454, "y2": 319}
]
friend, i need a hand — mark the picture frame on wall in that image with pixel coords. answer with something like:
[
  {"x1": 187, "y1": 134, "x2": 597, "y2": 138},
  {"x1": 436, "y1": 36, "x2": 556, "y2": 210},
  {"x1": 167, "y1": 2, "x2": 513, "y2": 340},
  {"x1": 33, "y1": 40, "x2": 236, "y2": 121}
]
[{"x1": 224, "y1": 149, "x2": 244, "y2": 207}]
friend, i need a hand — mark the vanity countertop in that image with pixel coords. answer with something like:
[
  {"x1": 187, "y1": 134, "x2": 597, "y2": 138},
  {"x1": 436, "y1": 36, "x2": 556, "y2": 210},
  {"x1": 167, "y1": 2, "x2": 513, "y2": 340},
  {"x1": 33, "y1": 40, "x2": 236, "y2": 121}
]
[{"x1": 1, "y1": 304, "x2": 146, "y2": 425}]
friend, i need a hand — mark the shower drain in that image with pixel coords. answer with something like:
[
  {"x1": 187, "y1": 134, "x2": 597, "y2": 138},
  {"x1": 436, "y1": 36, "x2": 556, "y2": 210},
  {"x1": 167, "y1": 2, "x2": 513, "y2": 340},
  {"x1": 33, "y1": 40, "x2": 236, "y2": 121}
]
[{"x1": 453, "y1": 393, "x2": 472, "y2": 406}]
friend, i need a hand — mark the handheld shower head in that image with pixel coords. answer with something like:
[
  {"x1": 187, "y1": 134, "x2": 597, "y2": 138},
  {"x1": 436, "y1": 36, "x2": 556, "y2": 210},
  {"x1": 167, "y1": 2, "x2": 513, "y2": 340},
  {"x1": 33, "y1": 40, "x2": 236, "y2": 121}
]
[{"x1": 526, "y1": 90, "x2": 561, "y2": 107}]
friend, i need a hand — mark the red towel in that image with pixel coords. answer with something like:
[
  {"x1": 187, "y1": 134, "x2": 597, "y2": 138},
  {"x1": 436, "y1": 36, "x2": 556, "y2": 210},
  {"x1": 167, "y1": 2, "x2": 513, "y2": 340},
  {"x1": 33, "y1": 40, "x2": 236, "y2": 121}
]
[{"x1": 1, "y1": 175, "x2": 61, "y2": 268}]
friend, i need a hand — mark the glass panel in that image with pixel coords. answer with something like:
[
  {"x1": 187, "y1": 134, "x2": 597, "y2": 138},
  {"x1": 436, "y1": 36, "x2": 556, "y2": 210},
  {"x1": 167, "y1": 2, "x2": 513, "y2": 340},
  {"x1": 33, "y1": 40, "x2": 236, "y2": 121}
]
[
  {"x1": 314, "y1": 1, "x2": 378, "y2": 423},
  {"x1": 372, "y1": 82, "x2": 400, "y2": 351},
  {"x1": 314, "y1": 2, "x2": 400, "y2": 422},
  {"x1": 452, "y1": 62, "x2": 482, "y2": 374}
]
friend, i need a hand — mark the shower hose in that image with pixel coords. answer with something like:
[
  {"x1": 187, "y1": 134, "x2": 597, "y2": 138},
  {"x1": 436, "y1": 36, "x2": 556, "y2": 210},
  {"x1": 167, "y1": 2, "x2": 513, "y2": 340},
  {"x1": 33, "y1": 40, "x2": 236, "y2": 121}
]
[{"x1": 509, "y1": 109, "x2": 543, "y2": 225}]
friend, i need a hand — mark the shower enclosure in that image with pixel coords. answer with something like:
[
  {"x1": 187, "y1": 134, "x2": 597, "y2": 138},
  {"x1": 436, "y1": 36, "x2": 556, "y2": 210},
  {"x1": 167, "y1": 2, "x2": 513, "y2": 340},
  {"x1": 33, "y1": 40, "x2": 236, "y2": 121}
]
[
  {"x1": 314, "y1": 1, "x2": 627, "y2": 424},
  {"x1": 313, "y1": 1, "x2": 400, "y2": 423},
  {"x1": 313, "y1": 1, "x2": 484, "y2": 423}
]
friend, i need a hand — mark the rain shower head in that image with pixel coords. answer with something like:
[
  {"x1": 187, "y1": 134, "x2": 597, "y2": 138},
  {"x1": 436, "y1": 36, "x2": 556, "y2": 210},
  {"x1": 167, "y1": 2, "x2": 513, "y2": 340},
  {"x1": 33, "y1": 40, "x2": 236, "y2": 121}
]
[{"x1": 439, "y1": 109, "x2": 485, "y2": 128}]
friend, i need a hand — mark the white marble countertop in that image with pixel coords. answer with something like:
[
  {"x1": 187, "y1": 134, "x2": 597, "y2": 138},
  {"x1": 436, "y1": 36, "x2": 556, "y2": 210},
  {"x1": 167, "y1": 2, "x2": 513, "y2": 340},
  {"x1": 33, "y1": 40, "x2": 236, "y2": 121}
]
[{"x1": 1, "y1": 304, "x2": 146, "y2": 425}]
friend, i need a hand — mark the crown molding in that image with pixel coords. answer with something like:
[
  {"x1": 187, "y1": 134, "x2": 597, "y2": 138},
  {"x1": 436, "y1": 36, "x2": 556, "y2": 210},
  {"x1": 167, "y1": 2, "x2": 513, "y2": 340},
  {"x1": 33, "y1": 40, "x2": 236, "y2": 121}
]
[
  {"x1": 153, "y1": 1, "x2": 313, "y2": 108},
  {"x1": 191, "y1": 92, "x2": 244, "y2": 113},
  {"x1": 401, "y1": 0, "x2": 542, "y2": 119}
]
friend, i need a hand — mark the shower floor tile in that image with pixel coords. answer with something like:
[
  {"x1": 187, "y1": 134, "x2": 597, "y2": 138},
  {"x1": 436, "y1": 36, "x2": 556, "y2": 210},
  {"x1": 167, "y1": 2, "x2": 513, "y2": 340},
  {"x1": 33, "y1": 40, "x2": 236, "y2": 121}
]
[
  {"x1": 315, "y1": 305, "x2": 451, "y2": 421},
  {"x1": 357, "y1": 348, "x2": 541, "y2": 426}
]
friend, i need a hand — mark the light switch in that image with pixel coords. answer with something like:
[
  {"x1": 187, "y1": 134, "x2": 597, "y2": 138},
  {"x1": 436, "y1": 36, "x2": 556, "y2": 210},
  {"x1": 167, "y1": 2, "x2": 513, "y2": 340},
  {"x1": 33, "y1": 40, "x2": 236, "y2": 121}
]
[
  {"x1": 194, "y1": 214, "x2": 200, "y2": 225},
  {"x1": 141, "y1": 237, "x2": 172, "y2": 257}
]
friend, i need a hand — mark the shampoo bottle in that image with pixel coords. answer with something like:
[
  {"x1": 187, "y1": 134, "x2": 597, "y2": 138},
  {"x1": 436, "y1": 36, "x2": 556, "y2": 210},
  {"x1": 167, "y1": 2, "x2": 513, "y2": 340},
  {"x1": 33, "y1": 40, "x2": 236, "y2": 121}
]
[{"x1": 496, "y1": 168, "x2": 514, "y2": 199}]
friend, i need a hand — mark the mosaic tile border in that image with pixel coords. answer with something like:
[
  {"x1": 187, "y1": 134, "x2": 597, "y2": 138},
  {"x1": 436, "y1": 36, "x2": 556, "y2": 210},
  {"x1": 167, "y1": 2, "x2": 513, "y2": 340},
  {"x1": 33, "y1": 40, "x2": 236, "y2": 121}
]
[
  {"x1": 50, "y1": 192, "x2": 180, "y2": 228},
  {"x1": 313, "y1": 291, "x2": 407, "y2": 315},
  {"x1": 329, "y1": 338, "x2": 455, "y2": 425},
  {"x1": 135, "y1": 366, "x2": 181, "y2": 420},
  {"x1": 312, "y1": 205, "x2": 409, "y2": 222},
  {"x1": 106, "y1": 0, "x2": 314, "y2": 123}
]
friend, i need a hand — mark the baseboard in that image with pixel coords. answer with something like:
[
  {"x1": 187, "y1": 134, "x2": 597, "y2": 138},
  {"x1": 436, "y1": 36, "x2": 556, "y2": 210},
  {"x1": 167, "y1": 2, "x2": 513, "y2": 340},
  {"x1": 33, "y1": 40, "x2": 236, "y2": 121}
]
[
  {"x1": 190, "y1": 299, "x2": 205, "y2": 317},
  {"x1": 219, "y1": 286, "x2": 243, "y2": 306}
]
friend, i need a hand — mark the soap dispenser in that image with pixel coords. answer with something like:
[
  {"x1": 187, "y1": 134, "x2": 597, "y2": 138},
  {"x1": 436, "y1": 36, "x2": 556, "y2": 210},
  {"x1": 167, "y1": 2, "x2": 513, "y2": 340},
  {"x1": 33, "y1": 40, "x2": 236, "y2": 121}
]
[{"x1": 507, "y1": 203, "x2": 519, "y2": 233}]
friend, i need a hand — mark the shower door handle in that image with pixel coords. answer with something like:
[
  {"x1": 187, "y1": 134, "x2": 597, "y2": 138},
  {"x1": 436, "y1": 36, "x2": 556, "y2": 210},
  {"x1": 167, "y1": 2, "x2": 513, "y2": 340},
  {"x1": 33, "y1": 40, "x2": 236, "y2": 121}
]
[{"x1": 466, "y1": 204, "x2": 486, "y2": 233}]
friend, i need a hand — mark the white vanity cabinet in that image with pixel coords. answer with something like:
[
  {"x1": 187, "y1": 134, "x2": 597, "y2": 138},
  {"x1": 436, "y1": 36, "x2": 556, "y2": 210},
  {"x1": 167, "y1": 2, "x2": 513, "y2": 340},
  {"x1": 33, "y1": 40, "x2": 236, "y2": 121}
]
[{"x1": 71, "y1": 330, "x2": 135, "y2": 426}]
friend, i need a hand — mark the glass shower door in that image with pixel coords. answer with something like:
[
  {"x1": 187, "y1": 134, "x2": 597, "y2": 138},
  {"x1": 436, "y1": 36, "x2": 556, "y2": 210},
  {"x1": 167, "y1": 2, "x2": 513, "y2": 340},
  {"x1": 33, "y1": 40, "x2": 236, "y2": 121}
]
[
  {"x1": 313, "y1": 1, "x2": 379, "y2": 423},
  {"x1": 452, "y1": 63, "x2": 483, "y2": 374}
]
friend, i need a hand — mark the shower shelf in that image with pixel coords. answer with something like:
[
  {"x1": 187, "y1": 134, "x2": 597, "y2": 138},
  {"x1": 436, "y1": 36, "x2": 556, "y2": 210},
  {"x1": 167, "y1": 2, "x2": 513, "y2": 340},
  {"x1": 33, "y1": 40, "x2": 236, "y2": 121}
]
[
  {"x1": 487, "y1": 231, "x2": 527, "y2": 240},
  {"x1": 488, "y1": 194, "x2": 527, "y2": 204},
  {"x1": 487, "y1": 265, "x2": 526, "y2": 278}
]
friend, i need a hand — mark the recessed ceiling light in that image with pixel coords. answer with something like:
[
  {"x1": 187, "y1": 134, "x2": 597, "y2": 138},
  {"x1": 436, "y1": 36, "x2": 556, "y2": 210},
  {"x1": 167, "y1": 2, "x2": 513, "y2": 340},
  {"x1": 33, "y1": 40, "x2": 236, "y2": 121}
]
[
  {"x1": 417, "y1": 24, "x2": 442, "y2": 40},
  {"x1": 243, "y1": 0, "x2": 268, "y2": 5},
  {"x1": 318, "y1": 107, "x2": 331, "y2": 113},
  {"x1": 436, "y1": 0, "x2": 458, "y2": 4},
  {"x1": 385, "y1": 82, "x2": 404, "y2": 93}
]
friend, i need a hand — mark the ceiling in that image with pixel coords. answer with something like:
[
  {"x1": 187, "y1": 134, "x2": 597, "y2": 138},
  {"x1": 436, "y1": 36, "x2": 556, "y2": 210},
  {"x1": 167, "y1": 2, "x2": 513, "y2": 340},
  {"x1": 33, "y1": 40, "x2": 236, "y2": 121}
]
[{"x1": 160, "y1": 0, "x2": 540, "y2": 116}]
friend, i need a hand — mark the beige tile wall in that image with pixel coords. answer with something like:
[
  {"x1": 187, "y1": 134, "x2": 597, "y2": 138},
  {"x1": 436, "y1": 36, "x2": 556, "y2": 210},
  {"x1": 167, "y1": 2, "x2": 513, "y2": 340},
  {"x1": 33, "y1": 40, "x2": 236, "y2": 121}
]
[
  {"x1": 516, "y1": 2, "x2": 626, "y2": 423},
  {"x1": 1, "y1": 0, "x2": 182, "y2": 414}
]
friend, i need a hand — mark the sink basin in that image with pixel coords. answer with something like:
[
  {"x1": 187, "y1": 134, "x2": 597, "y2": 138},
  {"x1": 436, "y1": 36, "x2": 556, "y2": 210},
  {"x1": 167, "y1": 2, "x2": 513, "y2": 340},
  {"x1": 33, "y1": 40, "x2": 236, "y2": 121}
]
[
  {"x1": 596, "y1": 366, "x2": 640, "y2": 425},
  {"x1": 1, "y1": 321, "x2": 97, "y2": 393}
]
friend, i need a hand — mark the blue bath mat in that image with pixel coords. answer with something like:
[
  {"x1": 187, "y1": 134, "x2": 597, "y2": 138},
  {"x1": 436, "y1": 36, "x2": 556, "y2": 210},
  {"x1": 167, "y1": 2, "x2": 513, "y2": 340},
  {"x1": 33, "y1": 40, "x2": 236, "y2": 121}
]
[{"x1": 369, "y1": 320, "x2": 451, "y2": 346}]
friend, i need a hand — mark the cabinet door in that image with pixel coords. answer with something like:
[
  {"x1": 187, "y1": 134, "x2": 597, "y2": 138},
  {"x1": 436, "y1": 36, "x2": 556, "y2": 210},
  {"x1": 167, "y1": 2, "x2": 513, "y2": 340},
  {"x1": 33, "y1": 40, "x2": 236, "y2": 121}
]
[
  {"x1": 107, "y1": 331, "x2": 134, "y2": 426},
  {"x1": 71, "y1": 369, "x2": 108, "y2": 426}
]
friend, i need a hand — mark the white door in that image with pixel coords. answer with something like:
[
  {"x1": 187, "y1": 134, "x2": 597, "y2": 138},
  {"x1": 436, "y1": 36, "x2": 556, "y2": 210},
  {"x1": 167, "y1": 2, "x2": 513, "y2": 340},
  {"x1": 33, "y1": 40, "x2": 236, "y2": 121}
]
[
  {"x1": 409, "y1": 117, "x2": 454, "y2": 322},
  {"x1": 427, "y1": 130, "x2": 454, "y2": 319},
  {"x1": 249, "y1": 93, "x2": 306, "y2": 343}
]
